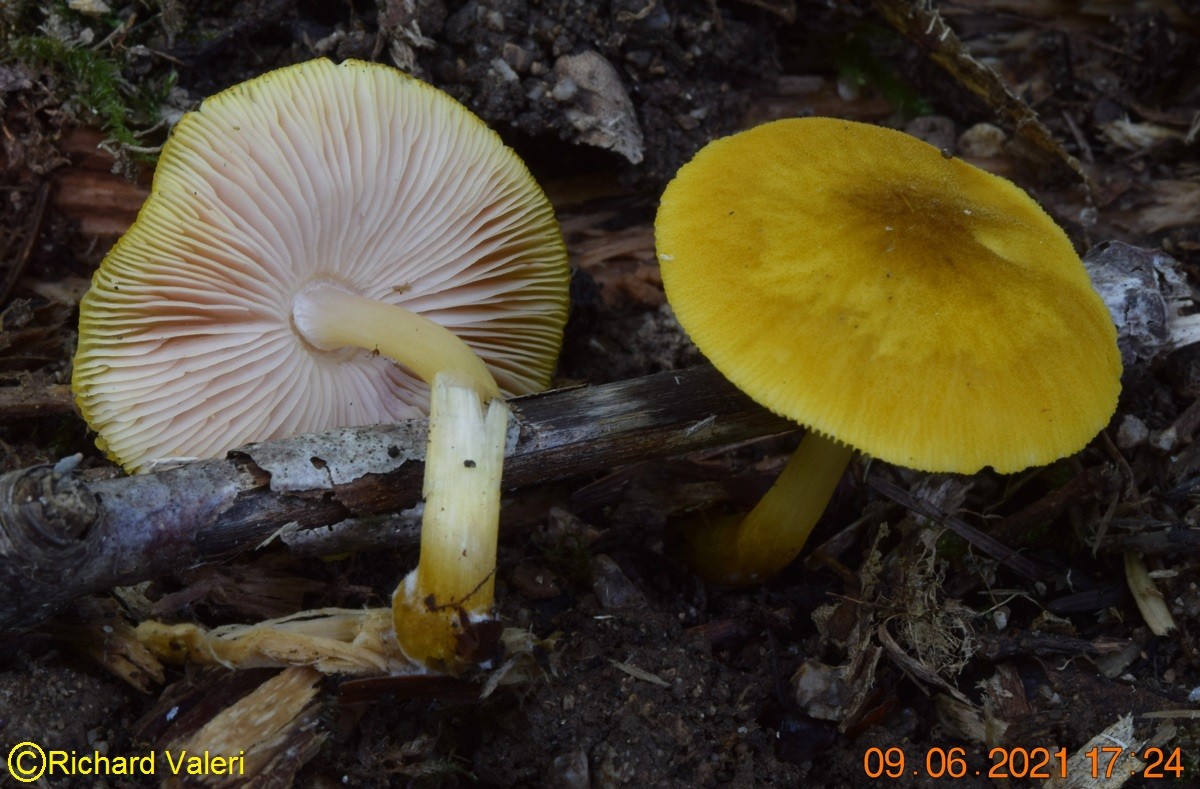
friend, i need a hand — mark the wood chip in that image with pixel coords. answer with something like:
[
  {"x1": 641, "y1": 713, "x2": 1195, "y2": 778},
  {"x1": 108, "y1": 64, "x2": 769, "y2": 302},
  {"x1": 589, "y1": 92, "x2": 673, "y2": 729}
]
[
  {"x1": 1123, "y1": 552, "x2": 1177, "y2": 636},
  {"x1": 608, "y1": 659, "x2": 670, "y2": 688}
]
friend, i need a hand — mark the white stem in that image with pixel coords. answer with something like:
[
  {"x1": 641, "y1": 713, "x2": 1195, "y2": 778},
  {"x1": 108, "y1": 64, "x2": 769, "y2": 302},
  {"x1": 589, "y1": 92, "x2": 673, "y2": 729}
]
[
  {"x1": 393, "y1": 373, "x2": 509, "y2": 671},
  {"x1": 416, "y1": 373, "x2": 507, "y2": 609}
]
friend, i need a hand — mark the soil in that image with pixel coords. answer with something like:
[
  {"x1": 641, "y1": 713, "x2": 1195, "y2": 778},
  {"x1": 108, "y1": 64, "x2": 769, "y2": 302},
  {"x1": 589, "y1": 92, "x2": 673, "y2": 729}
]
[{"x1": 3, "y1": 0, "x2": 1200, "y2": 787}]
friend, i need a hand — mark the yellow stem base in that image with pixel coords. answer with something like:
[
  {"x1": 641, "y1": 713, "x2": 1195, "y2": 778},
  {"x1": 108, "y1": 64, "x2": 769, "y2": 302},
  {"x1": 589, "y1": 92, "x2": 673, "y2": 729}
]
[
  {"x1": 293, "y1": 284, "x2": 508, "y2": 673},
  {"x1": 684, "y1": 431, "x2": 854, "y2": 585}
]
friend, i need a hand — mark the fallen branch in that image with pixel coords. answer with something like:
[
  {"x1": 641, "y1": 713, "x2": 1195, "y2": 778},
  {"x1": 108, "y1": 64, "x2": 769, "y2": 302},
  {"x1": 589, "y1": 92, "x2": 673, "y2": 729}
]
[
  {"x1": 0, "y1": 364, "x2": 792, "y2": 630},
  {"x1": 869, "y1": 0, "x2": 1086, "y2": 186},
  {"x1": 0, "y1": 382, "x2": 74, "y2": 417}
]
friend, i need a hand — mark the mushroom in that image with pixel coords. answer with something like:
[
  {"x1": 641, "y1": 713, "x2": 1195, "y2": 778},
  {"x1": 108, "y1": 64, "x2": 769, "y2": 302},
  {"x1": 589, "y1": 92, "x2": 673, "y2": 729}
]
[
  {"x1": 72, "y1": 59, "x2": 569, "y2": 671},
  {"x1": 655, "y1": 117, "x2": 1121, "y2": 585}
]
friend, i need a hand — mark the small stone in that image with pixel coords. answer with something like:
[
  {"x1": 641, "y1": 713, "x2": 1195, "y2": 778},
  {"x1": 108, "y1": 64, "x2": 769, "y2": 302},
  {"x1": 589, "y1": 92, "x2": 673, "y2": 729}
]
[
  {"x1": 484, "y1": 10, "x2": 505, "y2": 32},
  {"x1": 1150, "y1": 426, "x2": 1177, "y2": 453},
  {"x1": 590, "y1": 554, "x2": 645, "y2": 610},
  {"x1": 551, "y1": 77, "x2": 578, "y2": 103},
  {"x1": 0, "y1": 65, "x2": 33, "y2": 93},
  {"x1": 958, "y1": 122, "x2": 1007, "y2": 158},
  {"x1": 904, "y1": 115, "x2": 956, "y2": 152},
  {"x1": 490, "y1": 57, "x2": 519, "y2": 83},
  {"x1": 791, "y1": 659, "x2": 848, "y2": 721},
  {"x1": 502, "y1": 42, "x2": 534, "y2": 74},
  {"x1": 625, "y1": 50, "x2": 653, "y2": 69},
  {"x1": 546, "y1": 750, "x2": 589, "y2": 789},
  {"x1": 552, "y1": 51, "x2": 645, "y2": 164},
  {"x1": 510, "y1": 564, "x2": 562, "y2": 600},
  {"x1": 1116, "y1": 414, "x2": 1150, "y2": 450}
]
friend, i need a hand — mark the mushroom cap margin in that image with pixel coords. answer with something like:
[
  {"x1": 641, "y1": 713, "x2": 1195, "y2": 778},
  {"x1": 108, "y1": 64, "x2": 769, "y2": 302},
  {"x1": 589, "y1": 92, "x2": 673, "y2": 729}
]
[{"x1": 656, "y1": 117, "x2": 1121, "y2": 474}]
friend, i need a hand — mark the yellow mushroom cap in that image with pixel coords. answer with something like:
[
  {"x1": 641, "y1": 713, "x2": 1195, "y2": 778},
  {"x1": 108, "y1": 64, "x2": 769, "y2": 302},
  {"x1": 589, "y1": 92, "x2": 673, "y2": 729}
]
[
  {"x1": 73, "y1": 59, "x2": 568, "y2": 472},
  {"x1": 656, "y1": 117, "x2": 1121, "y2": 474}
]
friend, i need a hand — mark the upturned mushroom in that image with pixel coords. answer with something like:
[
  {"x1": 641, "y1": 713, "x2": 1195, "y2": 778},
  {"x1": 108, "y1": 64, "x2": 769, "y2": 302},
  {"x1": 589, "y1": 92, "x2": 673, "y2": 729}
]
[
  {"x1": 655, "y1": 117, "x2": 1121, "y2": 585},
  {"x1": 72, "y1": 59, "x2": 569, "y2": 671}
]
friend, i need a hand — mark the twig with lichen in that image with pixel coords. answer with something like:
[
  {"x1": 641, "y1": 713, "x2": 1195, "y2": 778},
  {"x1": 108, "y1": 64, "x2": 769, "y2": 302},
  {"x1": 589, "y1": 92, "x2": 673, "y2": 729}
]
[{"x1": 0, "y1": 364, "x2": 793, "y2": 632}]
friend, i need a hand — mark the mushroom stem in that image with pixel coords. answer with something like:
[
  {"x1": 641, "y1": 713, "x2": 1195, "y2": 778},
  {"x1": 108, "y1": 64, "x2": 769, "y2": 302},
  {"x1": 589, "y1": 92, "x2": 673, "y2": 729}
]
[
  {"x1": 291, "y1": 282, "x2": 500, "y2": 400},
  {"x1": 292, "y1": 282, "x2": 509, "y2": 671},
  {"x1": 392, "y1": 373, "x2": 508, "y2": 672},
  {"x1": 685, "y1": 431, "x2": 854, "y2": 585}
]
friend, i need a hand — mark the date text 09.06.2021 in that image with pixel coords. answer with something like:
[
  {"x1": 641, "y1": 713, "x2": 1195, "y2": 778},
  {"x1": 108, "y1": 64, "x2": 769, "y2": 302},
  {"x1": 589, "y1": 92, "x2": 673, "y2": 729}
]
[{"x1": 863, "y1": 745, "x2": 1185, "y2": 780}]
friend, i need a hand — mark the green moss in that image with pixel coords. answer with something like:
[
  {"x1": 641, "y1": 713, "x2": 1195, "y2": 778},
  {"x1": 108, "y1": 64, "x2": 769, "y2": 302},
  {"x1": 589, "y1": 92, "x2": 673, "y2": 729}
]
[
  {"x1": 835, "y1": 25, "x2": 934, "y2": 119},
  {"x1": 8, "y1": 35, "x2": 175, "y2": 161}
]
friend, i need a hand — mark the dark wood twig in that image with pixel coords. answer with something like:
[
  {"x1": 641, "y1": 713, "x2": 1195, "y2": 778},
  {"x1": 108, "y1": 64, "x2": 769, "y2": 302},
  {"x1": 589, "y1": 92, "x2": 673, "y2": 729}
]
[
  {"x1": 1047, "y1": 587, "x2": 1125, "y2": 616},
  {"x1": 1104, "y1": 526, "x2": 1200, "y2": 556},
  {"x1": 988, "y1": 464, "x2": 1117, "y2": 545},
  {"x1": 337, "y1": 675, "x2": 483, "y2": 705},
  {"x1": 0, "y1": 382, "x2": 74, "y2": 418},
  {"x1": 0, "y1": 181, "x2": 49, "y2": 306},
  {"x1": 868, "y1": 476, "x2": 1052, "y2": 584},
  {"x1": 1155, "y1": 395, "x2": 1200, "y2": 453},
  {"x1": 974, "y1": 631, "x2": 1116, "y2": 662},
  {"x1": 0, "y1": 364, "x2": 794, "y2": 630},
  {"x1": 868, "y1": 0, "x2": 1087, "y2": 186}
]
